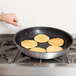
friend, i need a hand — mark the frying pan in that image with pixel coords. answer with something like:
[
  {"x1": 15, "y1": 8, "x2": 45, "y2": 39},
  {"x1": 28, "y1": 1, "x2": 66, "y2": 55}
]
[{"x1": 14, "y1": 26, "x2": 73, "y2": 59}]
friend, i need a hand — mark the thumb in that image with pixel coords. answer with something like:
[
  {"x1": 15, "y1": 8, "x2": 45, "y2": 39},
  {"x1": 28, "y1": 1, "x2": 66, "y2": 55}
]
[
  {"x1": 14, "y1": 19, "x2": 18, "y2": 22},
  {"x1": 11, "y1": 21, "x2": 18, "y2": 26}
]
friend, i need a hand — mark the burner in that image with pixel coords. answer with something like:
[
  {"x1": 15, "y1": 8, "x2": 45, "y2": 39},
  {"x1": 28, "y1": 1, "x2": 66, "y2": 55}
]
[
  {"x1": 0, "y1": 54, "x2": 8, "y2": 63},
  {"x1": 15, "y1": 52, "x2": 68, "y2": 63},
  {"x1": 0, "y1": 34, "x2": 76, "y2": 64},
  {"x1": 0, "y1": 35, "x2": 19, "y2": 63},
  {"x1": 66, "y1": 39, "x2": 76, "y2": 63}
]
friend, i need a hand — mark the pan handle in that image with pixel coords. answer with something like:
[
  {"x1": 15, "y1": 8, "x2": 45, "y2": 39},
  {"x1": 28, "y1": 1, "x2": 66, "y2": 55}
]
[{"x1": 17, "y1": 22, "x2": 23, "y2": 29}]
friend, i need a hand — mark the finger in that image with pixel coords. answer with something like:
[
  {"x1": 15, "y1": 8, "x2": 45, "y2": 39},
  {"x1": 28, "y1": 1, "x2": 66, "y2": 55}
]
[
  {"x1": 14, "y1": 18, "x2": 18, "y2": 22},
  {"x1": 11, "y1": 22, "x2": 18, "y2": 26}
]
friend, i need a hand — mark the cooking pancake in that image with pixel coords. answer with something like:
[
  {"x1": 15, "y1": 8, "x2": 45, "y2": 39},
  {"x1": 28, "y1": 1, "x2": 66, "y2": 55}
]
[
  {"x1": 48, "y1": 38, "x2": 64, "y2": 46},
  {"x1": 34, "y1": 34, "x2": 50, "y2": 43},
  {"x1": 30, "y1": 47, "x2": 46, "y2": 52},
  {"x1": 21, "y1": 40, "x2": 37, "y2": 48},
  {"x1": 46, "y1": 46, "x2": 63, "y2": 52}
]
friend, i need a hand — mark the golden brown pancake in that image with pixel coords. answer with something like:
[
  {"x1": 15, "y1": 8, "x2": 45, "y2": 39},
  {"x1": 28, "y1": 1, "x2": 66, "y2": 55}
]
[
  {"x1": 34, "y1": 34, "x2": 50, "y2": 43},
  {"x1": 21, "y1": 40, "x2": 37, "y2": 49},
  {"x1": 48, "y1": 38, "x2": 64, "y2": 46},
  {"x1": 30, "y1": 47, "x2": 46, "y2": 52},
  {"x1": 46, "y1": 46, "x2": 63, "y2": 52}
]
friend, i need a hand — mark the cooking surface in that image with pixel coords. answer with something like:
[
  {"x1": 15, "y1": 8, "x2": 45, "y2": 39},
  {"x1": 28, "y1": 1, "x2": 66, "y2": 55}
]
[
  {"x1": 0, "y1": 34, "x2": 75, "y2": 64},
  {"x1": 0, "y1": 34, "x2": 76, "y2": 76}
]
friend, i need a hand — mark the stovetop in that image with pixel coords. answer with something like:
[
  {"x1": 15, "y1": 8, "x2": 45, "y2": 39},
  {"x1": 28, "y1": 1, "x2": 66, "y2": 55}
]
[{"x1": 0, "y1": 34, "x2": 75, "y2": 64}]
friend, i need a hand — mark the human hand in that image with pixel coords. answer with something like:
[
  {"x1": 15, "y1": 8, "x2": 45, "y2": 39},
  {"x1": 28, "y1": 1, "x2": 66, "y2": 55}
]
[{"x1": 1, "y1": 13, "x2": 18, "y2": 26}]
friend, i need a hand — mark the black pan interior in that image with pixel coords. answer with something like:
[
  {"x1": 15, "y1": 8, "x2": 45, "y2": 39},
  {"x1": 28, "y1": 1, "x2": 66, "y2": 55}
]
[{"x1": 14, "y1": 27, "x2": 73, "y2": 49}]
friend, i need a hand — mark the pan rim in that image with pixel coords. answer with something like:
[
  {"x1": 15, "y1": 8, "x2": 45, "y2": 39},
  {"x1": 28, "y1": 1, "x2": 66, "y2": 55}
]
[{"x1": 13, "y1": 26, "x2": 73, "y2": 54}]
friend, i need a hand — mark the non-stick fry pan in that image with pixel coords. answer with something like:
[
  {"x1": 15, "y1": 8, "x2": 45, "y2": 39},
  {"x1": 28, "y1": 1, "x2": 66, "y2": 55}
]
[{"x1": 14, "y1": 26, "x2": 73, "y2": 59}]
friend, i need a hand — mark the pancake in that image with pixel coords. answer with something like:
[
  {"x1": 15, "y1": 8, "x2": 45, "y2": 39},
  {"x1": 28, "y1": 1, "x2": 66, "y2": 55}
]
[
  {"x1": 34, "y1": 34, "x2": 50, "y2": 43},
  {"x1": 48, "y1": 38, "x2": 64, "y2": 46},
  {"x1": 30, "y1": 47, "x2": 46, "y2": 52},
  {"x1": 46, "y1": 46, "x2": 63, "y2": 52},
  {"x1": 21, "y1": 40, "x2": 37, "y2": 49}
]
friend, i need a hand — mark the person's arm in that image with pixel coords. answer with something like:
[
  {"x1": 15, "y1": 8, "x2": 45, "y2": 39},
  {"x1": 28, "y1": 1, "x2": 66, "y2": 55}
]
[
  {"x1": 0, "y1": 14, "x2": 3, "y2": 20},
  {"x1": 0, "y1": 13, "x2": 18, "y2": 26}
]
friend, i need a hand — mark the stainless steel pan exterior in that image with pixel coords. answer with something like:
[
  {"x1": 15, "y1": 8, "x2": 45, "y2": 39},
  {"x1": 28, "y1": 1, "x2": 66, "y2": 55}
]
[{"x1": 14, "y1": 27, "x2": 73, "y2": 59}]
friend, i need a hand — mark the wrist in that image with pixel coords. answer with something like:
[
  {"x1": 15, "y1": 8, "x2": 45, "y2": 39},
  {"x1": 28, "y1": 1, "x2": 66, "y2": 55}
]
[{"x1": 0, "y1": 14, "x2": 4, "y2": 21}]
